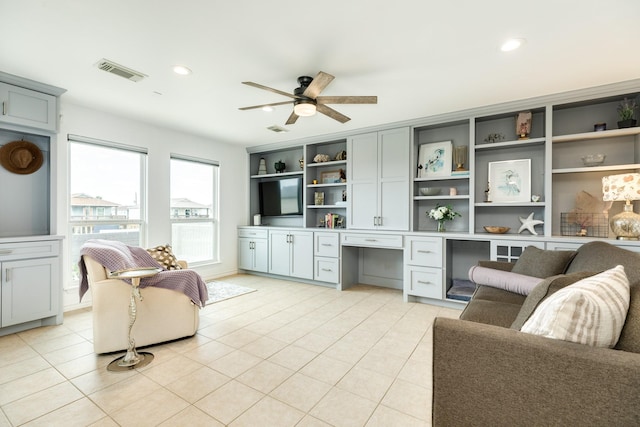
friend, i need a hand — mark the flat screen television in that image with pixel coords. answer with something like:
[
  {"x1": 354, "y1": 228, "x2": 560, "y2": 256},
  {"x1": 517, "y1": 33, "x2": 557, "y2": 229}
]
[{"x1": 259, "y1": 177, "x2": 303, "y2": 216}]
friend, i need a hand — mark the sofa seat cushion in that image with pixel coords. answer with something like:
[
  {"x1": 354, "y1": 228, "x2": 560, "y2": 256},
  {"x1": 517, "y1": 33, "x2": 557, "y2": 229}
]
[
  {"x1": 460, "y1": 298, "x2": 524, "y2": 328},
  {"x1": 460, "y1": 285, "x2": 527, "y2": 327},
  {"x1": 511, "y1": 246, "x2": 576, "y2": 278},
  {"x1": 521, "y1": 265, "x2": 630, "y2": 348}
]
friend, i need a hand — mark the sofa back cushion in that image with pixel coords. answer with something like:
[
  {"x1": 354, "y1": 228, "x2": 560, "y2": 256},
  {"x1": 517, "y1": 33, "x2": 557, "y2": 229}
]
[
  {"x1": 511, "y1": 246, "x2": 576, "y2": 278},
  {"x1": 616, "y1": 285, "x2": 640, "y2": 353},
  {"x1": 567, "y1": 241, "x2": 640, "y2": 285}
]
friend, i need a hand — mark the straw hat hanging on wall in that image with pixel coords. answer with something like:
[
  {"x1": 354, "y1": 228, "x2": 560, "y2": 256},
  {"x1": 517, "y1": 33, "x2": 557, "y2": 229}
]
[{"x1": 0, "y1": 140, "x2": 44, "y2": 175}]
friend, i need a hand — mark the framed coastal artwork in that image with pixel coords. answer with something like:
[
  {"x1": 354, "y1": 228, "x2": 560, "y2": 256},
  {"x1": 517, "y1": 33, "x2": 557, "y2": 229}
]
[
  {"x1": 417, "y1": 141, "x2": 452, "y2": 178},
  {"x1": 488, "y1": 159, "x2": 531, "y2": 203}
]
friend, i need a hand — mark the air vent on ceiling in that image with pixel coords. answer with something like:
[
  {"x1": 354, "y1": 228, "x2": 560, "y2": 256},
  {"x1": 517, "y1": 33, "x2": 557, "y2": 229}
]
[
  {"x1": 267, "y1": 125, "x2": 289, "y2": 133},
  {"x1": 95, "y1": 59, "x2": 147, "y2": 82}
]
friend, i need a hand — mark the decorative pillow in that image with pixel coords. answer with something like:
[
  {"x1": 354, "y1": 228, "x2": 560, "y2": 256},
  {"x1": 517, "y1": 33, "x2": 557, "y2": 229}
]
[
  {"x1": 520, "y1": 265, "x2": 630, "y2": 348},
  {"x1": 511, "y1": 246, "x2": 576, "y2": 278},
  {"x1": 468, "y1": 265, "x2": 542, "y2": 296},
  {"x1": 146, "y1": 244, "x2": 182, "y2": 270},
  {"x1": 510, "y1": 271, "x2": 596, "y2": 330}
]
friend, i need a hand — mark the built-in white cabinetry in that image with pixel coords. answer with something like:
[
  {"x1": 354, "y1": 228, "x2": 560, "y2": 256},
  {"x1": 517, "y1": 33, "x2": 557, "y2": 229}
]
[
  {"x1": 490, "y1": 239, "x2": 545, "y2": 262},
  {"x1": 0, "y1": 238, "x2": 62, "y2": 334},
  {"x1": 313, "y1": 232, "x2": 339, "y2": 283},
  {"x1": 0, "y1": 73, "x2": 64, "y2": 336},
  {"x1": 404, "y1": 236, "x2": 444, "y2": 301},
  {"x1": 237, "y1": 228, "x2": 268, "y2": 272},
  {"x1": 348, "y1": 127, "x2": 410, "y2": 230},
  {"x1": 268, "y1": 229, "x2": 313, "y2": 279},
  {"x1": 0, "y1": 81, "x2": 58, "y2": 132},
  {"x1": 242, "y1": 79, "x2": 640, "y2": 305}
]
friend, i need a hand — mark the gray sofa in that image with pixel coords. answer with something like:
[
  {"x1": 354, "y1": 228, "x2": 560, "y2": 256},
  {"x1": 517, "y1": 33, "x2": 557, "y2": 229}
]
[{"x1": 432, "y1": 241, "x2": 640, "y2": 426}]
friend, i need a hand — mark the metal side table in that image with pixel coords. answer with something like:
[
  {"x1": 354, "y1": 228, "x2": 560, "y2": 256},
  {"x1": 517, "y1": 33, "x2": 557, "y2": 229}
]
[{"x1": 106, "y1": 266, "x2": 162, "y2": 372}]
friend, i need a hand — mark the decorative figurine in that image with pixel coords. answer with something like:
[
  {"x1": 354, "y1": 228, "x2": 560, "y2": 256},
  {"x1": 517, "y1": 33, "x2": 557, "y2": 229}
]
[
  {"x1": 518, "y1": 212, "x2": 544, "y2": 235},
  {"x1": 516, "y1": 111, "x2": 532, "y2": 139},
  {"x1": 274, "y1": 160, "x2": 285, "y2": 173}
]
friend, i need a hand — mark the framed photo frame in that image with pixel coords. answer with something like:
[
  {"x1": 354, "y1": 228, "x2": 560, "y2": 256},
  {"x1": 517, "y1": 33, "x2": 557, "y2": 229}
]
[
  {"x1": 417, "y1": 141, "x2": 452, "y2": 178},
  {"x1": 488, "y1": 159, "x2": 531, "y2": 203},
  {"x1": 320, "y1": 170, "x2": 342, "y2": 184}
]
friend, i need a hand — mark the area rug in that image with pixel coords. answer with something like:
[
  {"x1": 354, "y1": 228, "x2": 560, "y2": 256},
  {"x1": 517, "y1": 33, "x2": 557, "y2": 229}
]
[{"x1": 205, "y1": 281, "x2": 256, "y2": 305}]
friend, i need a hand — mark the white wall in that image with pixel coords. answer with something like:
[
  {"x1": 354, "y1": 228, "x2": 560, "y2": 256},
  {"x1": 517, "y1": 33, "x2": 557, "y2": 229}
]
[{"x1": 56, "y1": 102, "x2": 248, "y2": 310}]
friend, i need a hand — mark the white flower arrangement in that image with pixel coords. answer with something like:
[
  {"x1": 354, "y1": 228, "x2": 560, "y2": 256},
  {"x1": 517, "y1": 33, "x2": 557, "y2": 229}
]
[{"x1": 428, "y1": 204, "x2": 460, "y2": 222}]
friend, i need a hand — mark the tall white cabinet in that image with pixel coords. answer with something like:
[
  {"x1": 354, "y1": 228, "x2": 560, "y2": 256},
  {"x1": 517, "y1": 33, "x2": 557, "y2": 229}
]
[
  {"x1": 348, "y1": 127, "x2": 410, "y2": 230},
  {"x1": 0, "y1": 72, "x2": 65, "y2": 337}
]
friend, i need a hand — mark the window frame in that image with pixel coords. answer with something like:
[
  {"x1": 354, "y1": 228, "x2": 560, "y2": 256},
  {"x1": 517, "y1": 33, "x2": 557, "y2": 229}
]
[{"x1": 170, "y1": 154, "x2": 220, "y2": 266}]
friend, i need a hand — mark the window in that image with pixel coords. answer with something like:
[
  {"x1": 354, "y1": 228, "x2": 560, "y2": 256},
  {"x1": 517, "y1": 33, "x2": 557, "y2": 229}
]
[
  {"x1": 170, "y1": 156, "x2": 219, "y2": 265},
  {"x1": 69, "y1": 135, "x2": 147, "y2": 281}
]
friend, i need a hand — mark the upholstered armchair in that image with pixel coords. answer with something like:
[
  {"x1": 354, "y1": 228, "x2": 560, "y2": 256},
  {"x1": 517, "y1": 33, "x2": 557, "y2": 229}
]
[{"x1": 82, "y1": 255, "x2": 201, "y2": 353}]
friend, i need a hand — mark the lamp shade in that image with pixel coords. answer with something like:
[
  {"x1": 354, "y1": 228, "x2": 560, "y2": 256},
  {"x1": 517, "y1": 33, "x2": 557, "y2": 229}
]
[
  {"x1": 603, "y1": 173, "x2": 640, "y2": 240},
  {"x1": 602, "y1": 173, "x2": 640, "y2": 202}
]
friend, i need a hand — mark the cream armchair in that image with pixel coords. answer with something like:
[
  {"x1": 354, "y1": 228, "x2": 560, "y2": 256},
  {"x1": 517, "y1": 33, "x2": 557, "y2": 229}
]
[{"x1": 83, "y1": 255, "x2": 200, "y2": 353}]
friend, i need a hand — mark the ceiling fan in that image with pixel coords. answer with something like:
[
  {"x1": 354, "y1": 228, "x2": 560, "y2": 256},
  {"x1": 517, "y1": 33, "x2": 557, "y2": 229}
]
[{"x1": 239, "y1": 71, "x2": 377, "y2": 125}]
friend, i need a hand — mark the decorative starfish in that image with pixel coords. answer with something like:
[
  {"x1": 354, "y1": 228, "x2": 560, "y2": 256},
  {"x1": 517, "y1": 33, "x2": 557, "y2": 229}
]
[{"x1": 518, "y1": 212, "x2": 544, "y2": 235}]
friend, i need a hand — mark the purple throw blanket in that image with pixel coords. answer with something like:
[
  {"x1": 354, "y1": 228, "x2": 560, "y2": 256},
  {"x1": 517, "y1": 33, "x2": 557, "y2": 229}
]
[{"x1": 78, "y1": 239, "x2": 208, "y2": 307}]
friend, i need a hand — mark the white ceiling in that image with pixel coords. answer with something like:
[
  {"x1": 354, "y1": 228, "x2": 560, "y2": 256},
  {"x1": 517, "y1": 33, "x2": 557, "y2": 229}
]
[{"x1": 2, "y1": 1, "x2": 639, "y2": 148}]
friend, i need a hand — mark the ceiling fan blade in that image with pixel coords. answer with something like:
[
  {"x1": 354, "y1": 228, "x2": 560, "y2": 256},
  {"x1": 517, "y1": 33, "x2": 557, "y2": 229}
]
[
  {"x1": 238, "y1": 100, "x2": 294, "y2": 111},
  {"x1": 302, "y1": 71, "x2": 335, "y2": 98},
  {"x1": 285, "y1": 111, "x2": 299, "y2": 125},
  {"x1": 242, "y1": 81, "x2": 301, "y2": 100},
  {"x1": 316, "y1": 96, "x2": 377, "y2": 105},
  {"x1": 316, "y1": 104, "x2": 350, "y2": 123}
]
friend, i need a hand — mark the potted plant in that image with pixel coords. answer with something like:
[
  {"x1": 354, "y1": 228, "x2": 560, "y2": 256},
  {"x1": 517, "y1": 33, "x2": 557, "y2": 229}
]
[
  {"x1": 428, "y1": 204, "x2": 461, "y2": 232},
  {"x1": 617, "y1": 98, "x2": 638, "y2": 128}
]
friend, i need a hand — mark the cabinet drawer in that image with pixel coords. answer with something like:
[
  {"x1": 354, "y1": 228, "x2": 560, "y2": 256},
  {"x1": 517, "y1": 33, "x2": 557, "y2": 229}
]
[
  {"x1": 314, "y1": 232, "x2": 339, "y2": 258},
  {"x1": 314, "y1": 256, "x2": 339, "y2": 283},
  {"x1": 405, "y1": 266, "x2": 443, "y2": 299},
  {"x1": 238, "y1": 228, "x2": 268, "y2": 239},
  {"x1": 341, "y1": 233, "x2": 403, "y2": 248},
  {"x1": 0, "y1": 240, "x2": 59, "y2": 261},
  {"x1": 406, "y1": 237, "x2": 443, "y2": 267}
]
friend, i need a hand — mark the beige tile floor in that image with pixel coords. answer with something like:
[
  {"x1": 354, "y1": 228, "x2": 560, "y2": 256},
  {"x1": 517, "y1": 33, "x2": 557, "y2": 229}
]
[{"x1": 0, "y1": 274, "x2": 461, "y2": 427}]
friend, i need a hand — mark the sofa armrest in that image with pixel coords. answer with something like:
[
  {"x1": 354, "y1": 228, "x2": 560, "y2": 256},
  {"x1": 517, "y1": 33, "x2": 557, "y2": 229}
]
[
  {"x1": 433, "y1": 317, "x2": 640, "y2": 426},
  {"x1": 476, "y1": 260, "x2": 514, "y2": 272}
]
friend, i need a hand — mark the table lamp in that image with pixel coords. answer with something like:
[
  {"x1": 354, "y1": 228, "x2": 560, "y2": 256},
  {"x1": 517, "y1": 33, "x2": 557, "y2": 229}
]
[{"x1": 602, "y1": 173, "x2": 640, "y2": 240}]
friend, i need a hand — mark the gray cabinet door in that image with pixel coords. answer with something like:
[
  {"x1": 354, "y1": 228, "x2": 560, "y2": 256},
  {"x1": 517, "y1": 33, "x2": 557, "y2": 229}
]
[
  {"x1": 0, "y1": 83, "x2": 57, "y2": 131},
  {"x1": 1, "y1": 257, "x2": 58, "y2": 327}
]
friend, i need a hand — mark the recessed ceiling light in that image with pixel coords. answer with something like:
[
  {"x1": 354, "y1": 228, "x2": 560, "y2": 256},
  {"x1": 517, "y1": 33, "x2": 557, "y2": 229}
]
[
  {"x1": 501, "y1": 38, "x2": 526, "y2": 52},
  {"x1": 262, "y1": 106, "x2": 274, "y2": 112},
  {"x1": 172, "y1": 65, "x2": 192, "y2": 75}
]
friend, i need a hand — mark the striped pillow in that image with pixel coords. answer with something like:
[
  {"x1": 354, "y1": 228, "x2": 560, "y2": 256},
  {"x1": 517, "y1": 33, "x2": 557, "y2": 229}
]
[{"x1": 521, "y1": 265, "x2": 630, "y2": 348}]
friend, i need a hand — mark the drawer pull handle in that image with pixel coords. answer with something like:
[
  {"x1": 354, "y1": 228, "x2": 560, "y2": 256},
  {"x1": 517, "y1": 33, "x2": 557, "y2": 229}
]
[
  {"x1": 365, "y1": 239, "x2": 377, "y2": 242},
  {"x1": 321, "y1": 268, "x2": 333, "y2": 272},
  {"x1": 0, "y1": 249, "x2": 13, "y2": 254},
  {"x1": 417, "y1": 280, "x2": 433, "y2": 285},
  {"x1": 417, "y1": 250, "x2": 432, "y2": 254},
  {"x1": 321, "y1": 243, "x2": 332, "y2": 246}
]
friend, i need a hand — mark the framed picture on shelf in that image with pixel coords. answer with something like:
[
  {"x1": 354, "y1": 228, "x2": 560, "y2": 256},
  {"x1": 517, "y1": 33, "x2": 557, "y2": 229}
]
[
  {"x1": 417, "y1": 141, "x2": 452, "y2": 178},
  {"x1": 488, "y1": 159, "x2": 531, "y2": 203},
  {"x1": 320, "y1": 170, "x2": 342, "y2": 184}
]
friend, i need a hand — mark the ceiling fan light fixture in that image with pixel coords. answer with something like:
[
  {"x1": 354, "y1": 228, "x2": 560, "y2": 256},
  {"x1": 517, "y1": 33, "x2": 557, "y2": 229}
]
[{"x1": 294, "y1": 101, "x2": 317, "y2": 117}]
